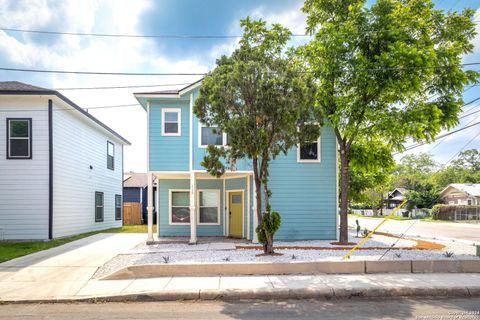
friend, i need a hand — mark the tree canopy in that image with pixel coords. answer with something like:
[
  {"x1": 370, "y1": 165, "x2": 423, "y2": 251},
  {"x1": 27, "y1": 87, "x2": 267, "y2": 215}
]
[{"x1": 300, "y1": 0, "x2": 478, "y2": 243}]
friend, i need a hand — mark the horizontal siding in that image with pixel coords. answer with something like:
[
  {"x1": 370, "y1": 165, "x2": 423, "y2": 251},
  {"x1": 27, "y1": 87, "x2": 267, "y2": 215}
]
[
  {"x1": 265, "y1": 124, "x2": 337, "y2": 240},
  {"x1": 52, "y1": 101, "x2": 123, "y2": 238},
  {"x1": 149, "y1": 101, "x2": 189, "y2": 171},
  {"x1": 0, "y1": 96, "x2": 49, "y2": 240}
]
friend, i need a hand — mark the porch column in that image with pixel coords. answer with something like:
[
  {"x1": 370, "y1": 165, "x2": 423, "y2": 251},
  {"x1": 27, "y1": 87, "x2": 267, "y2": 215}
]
[
  {"x1": 252, "y1": 175, "x2": 259, "y2": 243},
  {"x1": 147, "y1": 172, "x2": 154, "y2": 243},
  {"x1": 189, "y1": 172, "x2": 197, "y2": 244}
]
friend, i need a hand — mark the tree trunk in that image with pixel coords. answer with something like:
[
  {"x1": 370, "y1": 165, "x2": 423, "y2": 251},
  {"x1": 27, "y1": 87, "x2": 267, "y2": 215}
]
[
  {"x1": 264, "y1": 234, "x2": 274, "y2": 254},
  {"x1": 252, "y1": 157, "x2": 263, "y2": 233},
  {"x1": 339, "y1": 147, "x2": 350, "y2": 244}
]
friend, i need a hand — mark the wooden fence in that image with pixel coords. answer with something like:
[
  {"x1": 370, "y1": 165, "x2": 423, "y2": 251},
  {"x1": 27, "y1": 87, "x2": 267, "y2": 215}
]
[{"x1": 123, "y1": 202, "x2": 142, "y2": 225}]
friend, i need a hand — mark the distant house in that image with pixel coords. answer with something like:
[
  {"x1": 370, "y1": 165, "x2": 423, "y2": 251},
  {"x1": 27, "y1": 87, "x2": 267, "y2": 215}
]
[
  {"x1": 0, "y1": 81, "x2": 130, "y2": 240},
  {"x1": 123, "y1": 172, "x2": 156, "y2": 223},
  {"x1": 439, "y1": 184, "x2": 480, "y2": 205},
  {"x1": 386, "y1": 188, "x2": 407, "y2": 209}
]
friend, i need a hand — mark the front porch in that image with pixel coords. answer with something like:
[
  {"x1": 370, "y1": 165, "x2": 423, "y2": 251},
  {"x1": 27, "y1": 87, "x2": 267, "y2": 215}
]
[{"x1": 145, "y1": 171, "x2": 257, "y2": 244}]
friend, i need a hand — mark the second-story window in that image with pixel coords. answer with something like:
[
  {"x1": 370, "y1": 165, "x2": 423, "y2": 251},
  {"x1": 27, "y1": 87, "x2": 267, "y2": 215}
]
[
  {"x1": 162, "y1": 108, "x2": 181, "y2": 136},
  {"x1": 7, "y1": 118, "x2": 32, "y2": 159},
  {"x1": 107, "y1": 141, "x2": 115, "y2": 170},
  {"x1": 297, "y1": 137, "x2": 321, "y2": 163},
  {"x1": 199, "y1": 123, "x2": 225, "y2": 147}
]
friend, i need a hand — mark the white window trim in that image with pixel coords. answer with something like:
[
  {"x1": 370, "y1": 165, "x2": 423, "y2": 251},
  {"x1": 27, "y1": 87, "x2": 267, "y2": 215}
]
[
  {"x1": 198, "y1": 122, "x2": 227, "y2": 148},
  {"x1": 197, "y1": 189, "x2": 221, "y2": 225},
  {"x1": 168, "y1": 189, "x2": 190, "y2": 225},
  {"x1": 162, "y1": 108, "x2": 181, "y2": 136},
  {"x1": 7, "y1": 119, "x2": 31, "y2": 159},
  {"x1": 297, "y1": 137, "x2": 321, "y2": 163}
]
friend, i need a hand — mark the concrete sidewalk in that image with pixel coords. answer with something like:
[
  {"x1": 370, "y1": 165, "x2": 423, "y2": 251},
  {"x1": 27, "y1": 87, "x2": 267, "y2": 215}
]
[
  {"x1": 1, "y1": 272, "x2": 480, "y2": 302},
  {"x1": 0, "y1": 233, "x2": 145, "y2": 301}
]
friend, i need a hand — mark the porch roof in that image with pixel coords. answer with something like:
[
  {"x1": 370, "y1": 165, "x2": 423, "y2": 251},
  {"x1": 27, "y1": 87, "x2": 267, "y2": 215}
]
[{"x1": 152, "y1": 170, "x2": 253, "y2": 179}]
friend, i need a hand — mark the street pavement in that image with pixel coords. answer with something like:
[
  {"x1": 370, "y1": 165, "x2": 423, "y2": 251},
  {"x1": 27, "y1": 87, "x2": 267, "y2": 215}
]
[
  {"x1": 349, "y1": 215, "x2": 480, "y2": 243},
  {"x1": 0, "y1": 298, "x2": 479, "y2": 319}
]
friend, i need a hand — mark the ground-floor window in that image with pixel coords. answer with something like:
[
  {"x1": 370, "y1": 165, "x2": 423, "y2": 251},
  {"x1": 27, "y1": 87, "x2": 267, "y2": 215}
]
[
  {"x1": 95, "y1": 192, "x2": 104, "y2": 222},
  {"x1": 169, "y1": 190, "x2": 190, "y2": 224},
  {"x1": 198, "y1": 190, "x2": 220, "y2": 225},
  {"x1": 115, "y1": 194, "x2": 122, "y2": 220}
]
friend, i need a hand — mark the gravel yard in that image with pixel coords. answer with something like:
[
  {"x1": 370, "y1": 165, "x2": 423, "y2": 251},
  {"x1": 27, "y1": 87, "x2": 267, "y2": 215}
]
[{"x1": 93, "y1": 232, "x2": 479, "y2": 279}]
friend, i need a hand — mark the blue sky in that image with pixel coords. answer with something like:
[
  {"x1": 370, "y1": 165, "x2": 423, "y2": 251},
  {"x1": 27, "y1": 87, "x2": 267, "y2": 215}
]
[{"x1": 0, "y1": 0, "x2": 479, "y2": 172}]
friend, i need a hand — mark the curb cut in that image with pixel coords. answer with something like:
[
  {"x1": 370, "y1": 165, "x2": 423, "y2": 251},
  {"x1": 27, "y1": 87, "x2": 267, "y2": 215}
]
[{"x1": 1, "y1": 286, "x2": 479, "y2": 304}]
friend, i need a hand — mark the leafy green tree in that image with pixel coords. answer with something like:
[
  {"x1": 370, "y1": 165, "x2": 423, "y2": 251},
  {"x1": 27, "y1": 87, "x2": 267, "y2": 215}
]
[
  {"x1": 301, "y1": 0, "x2": 477, "y2": 243},
  {"x1": 451, "y1": 149, "x2": 480, "y2": 172},
  {"x1": 391, "y1": 153, "x2": 439, "y2": 190},
  {"x1": 194, "y1": 18, "x2": 319, "y2": 254}
]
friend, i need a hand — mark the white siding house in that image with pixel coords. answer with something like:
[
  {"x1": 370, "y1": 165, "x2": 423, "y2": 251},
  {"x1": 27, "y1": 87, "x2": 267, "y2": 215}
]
[{"x1": 0, "y1": 81, "x2": 130, "y2": 240}]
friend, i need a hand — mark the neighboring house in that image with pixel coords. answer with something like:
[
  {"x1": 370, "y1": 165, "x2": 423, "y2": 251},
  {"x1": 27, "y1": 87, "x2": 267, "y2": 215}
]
[
  {"x1": 386, "y1": 188, "x2": 407, "y2": 209},
  {"x1": 134, "y1": 80, "x2": 338, "y2": 243},
  {"x1": 123, "y1": 172, "x2": 157, "y2": 222},
  {"x1": 439, "y1": 184, "x2": 480, "y2": 205},
  {"x1": 0, "y1": 81, "x2": 130, "y2": 240}
]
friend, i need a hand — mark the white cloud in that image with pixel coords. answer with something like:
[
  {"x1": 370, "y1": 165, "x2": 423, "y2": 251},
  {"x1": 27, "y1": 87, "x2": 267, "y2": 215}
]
[{"x1": 0, "y1": 0, "x2": 209, "y2": 172}]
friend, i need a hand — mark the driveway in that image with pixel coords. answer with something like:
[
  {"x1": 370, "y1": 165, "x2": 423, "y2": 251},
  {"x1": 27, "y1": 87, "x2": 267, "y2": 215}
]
[
  {"x1": 0, "y1": 233, "x2": 145, "y2": 300},
  {"x1": 349, "y1": 216, "x2": 480, "y2": 243}
]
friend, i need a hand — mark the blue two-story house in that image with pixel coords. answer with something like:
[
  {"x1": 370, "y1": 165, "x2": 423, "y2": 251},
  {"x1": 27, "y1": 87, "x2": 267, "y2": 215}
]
[{"x1": 134, "y1": 80, "x2": 338, "y2": 244}]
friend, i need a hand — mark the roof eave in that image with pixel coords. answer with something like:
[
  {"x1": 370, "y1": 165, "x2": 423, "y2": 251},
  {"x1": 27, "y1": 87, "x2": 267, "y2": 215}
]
[{"x1": 0, "y1": 91, "x2": 131, "y2": 145}]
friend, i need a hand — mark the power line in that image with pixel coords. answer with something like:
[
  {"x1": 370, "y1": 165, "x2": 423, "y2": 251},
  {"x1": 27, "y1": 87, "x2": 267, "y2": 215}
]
[
  {"x1": 2, "y1": 61, "x2": 480, "y2": 77},
  {"x1": 2, "y1": 20, "x2": 480, "y2": 39},
  {"x1": 444, "y1": 130, "x2": 480, "y2": 165},
  {"x1": 54, "y1": 82, "x2": 192, "y2": 90},
  {"x1": 84, "y1": 103, "x2": 140, "y2": 110},
  {"x1": 0, "y1": 27, "x2": 311, "y2": 39},
  {"x1": 0, "y1": 67, "x2": 206, "y2": 76},
  {"x1": 394, "y1": 120, "x2": 480, "y2": 155}
]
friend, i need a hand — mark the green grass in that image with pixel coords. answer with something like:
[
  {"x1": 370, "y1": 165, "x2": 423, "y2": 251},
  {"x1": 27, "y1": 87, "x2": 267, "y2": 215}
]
[{"x1": 0, "y1": 224, "x2": 154, "y2": 263}]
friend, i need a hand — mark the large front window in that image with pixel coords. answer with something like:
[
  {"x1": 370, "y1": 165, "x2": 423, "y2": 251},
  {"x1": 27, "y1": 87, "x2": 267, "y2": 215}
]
[
  {"x1": 198, "y1": 190, "x2": 220, "y2": 224},
  {"x1": 170, "y1": 190, "x2": 190, "y2": 224},
  {"x1": 7, "y1": 118, "x2": 31, "y2": 159}
]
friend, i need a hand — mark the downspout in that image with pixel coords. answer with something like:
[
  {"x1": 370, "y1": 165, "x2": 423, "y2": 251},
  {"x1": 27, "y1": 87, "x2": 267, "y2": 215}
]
[{"x1": 48, "y1": 99, "x2": 53, "y2": 239}]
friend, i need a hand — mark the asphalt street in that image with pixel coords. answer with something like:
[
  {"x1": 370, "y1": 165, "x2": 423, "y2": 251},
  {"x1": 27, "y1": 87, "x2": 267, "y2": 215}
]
[
  {"x1": 349, "y1": 216, "x2": 480, "y2": 242},
  {"x1": 1, "y1": 298, "x2": 479, "y2": 320}
]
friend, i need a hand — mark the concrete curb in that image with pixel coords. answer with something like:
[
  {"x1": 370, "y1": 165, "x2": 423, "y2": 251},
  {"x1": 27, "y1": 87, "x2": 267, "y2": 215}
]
[
  {"x1": 2, "y1": 286, "x2": 480, "y2": 304},
  {"x1": 103, "y1": 260, "x2": 480, "y2": 280}
]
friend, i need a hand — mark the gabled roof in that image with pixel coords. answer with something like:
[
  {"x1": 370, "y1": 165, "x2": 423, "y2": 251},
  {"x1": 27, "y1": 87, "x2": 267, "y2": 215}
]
[
  {"x1": 134, "y1": 78, "x2": 203, "y2": 96},
  {"x1": 440, "y1": 184, "x2": 480, "y2": 197},
  {"x1": 0, "y1": 81, "x2": 130, "y2": 145},
  {"x1": 123, "y1": 172, "x2": 156, "y2": 188}
]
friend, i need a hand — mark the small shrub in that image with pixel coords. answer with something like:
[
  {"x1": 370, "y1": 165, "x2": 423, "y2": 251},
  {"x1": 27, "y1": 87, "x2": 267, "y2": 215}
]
[
  {"x1": 443, "y1": 251, "x2": 454, "y2": 258},
  {"x1": 162, "y1": 256, "x2": 170, "y2": 264},
  {"x1": 431, "y1": 204, "x2": 444, "y2": 220},
  {"x1": 361, "y1": 228, "x2": 370, "y2": 238}
]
